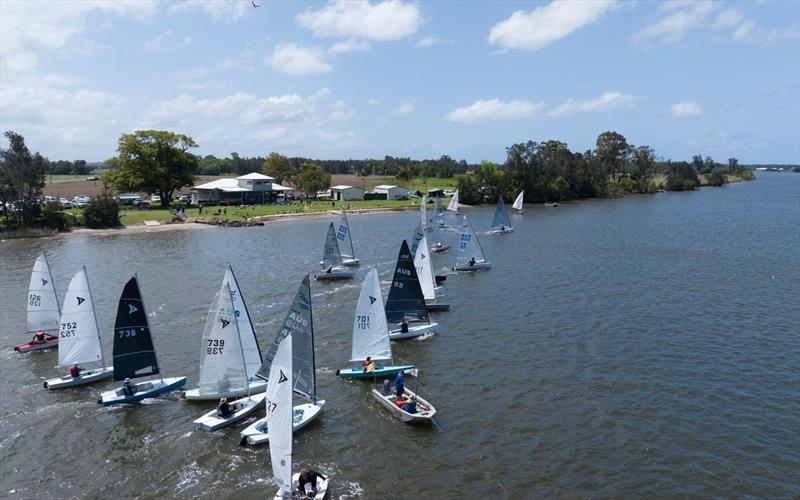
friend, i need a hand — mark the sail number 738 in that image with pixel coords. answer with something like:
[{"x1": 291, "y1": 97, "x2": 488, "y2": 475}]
[{"x1": 207, "y1": 339, "x2": 225, "y2": 355}]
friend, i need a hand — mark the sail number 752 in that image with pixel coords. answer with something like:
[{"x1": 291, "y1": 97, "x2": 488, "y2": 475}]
[{"x1": 207, "y1": 339, "x2": 224, "y2": 355}]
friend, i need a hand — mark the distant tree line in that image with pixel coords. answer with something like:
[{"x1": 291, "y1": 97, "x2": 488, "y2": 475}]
[{"x1": 45, "y1": 159, "x2": 92, "y2": 175}]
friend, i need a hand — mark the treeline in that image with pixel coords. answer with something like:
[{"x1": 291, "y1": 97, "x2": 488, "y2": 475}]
[
  {"x1": 46, "y1": 159, "x2": 92, "y2": 175},
  {"x1": 198, "y1": 153, "x2": 474, "y2": 178},
  {"x1": 455, "y1": 131, "x2": 754, "y2": 205}
]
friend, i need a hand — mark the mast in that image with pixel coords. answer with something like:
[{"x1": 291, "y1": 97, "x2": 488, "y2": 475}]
[
  {"x1": 84, "y1": 265, "x2": 105, "y2": 368},
  {"x1": 228, "y1": 265, "x2": 262, "y2": 372},
  {"x1": 135, "y1": 273, "x2": 162, "y2": 383},
  {"x1": 306, "y1": 274, "x2": 316, "y2": 403},
  {"x1": 226, "y1": 281, "x2": 250, "y2": 397}
]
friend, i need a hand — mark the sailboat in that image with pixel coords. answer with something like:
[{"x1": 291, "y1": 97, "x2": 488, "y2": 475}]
[
  {"x1": 240, "y1": 275, "x2": 325, "y2": 446},
  {"x1": 97, "y1": 276, "x2": 186, "y2": 405},
  {"x1": 314, "y1": 222, "x2": 355, "y2": 281},
  {"x1": 336, "y1": 268, "x2": 415, "y2": 379},
  {"x1": 185, "y1": 266, "x2": 266, "y2": 400},
  {"x1": 512, "y1": 190, "x2": 524, "y2": 212},
  {"x1": 43, "y1": 267, "x2": 113, "y2": 389},
  {"x1": 386, "y1": 241, "x2": 439, "y2": 340},
  {"x1": 414, "y1": 234, "x2": 450, "y2": 312},
  {"x1": 452, "y1": 215, "x2": 492, "y2": 271},
  {"x1": 193, "y1": 282, "x2": 267, "y2": 431},
  {"x1": 336, "y1": 209, "x2": 359, "y2": 266},
  {"x1": 268, "y1": 334, "x2": 329, "y2": 499},
  {"x1": 446, "y1": 189, "x2": 459, "y2": 212},
  {"x1": 15, "y1": 253, "x2": 61, "y2": 352},
  {"x1": 488, "y1": 196, "x2": 514, "y2": 234}
]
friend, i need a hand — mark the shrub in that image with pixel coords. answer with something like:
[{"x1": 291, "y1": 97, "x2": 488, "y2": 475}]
[{"x1": 83, "y1": 192, "x2": 121, "y2": 228}]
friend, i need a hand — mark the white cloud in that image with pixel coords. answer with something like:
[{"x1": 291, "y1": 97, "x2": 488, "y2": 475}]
[
  {"x1": 549, "y1": 91, "x2": 637, "y2": 116},
  {"x1": 416, "y1": 35, "x2": 443, "y2": 47},
  {"x1": 167, "y1": 0, "x2": 250, "y2": 22},
  {"x1": 670, "y1": 101, "x2": 702, "y2": 117},
  {"x1": 391, "y1": 101, "x2": 415, "y2": 116},
  {"x1": 445, "y1": 99, "x2": 544, "y2": 123},
  {"x1": 329, "y1": 100, "x2": 354, "y2": 120},
  {"x1": 183, "y1": 37, "x2": 194, "y2": 47},
  {"x1": 366, "y1": 98, "x2": 379, "y2": 106},
  {"x1": 328, "y1": 38, "x2": 371, "y2": 55},
  {"x1": 713, "y1": 9, "x2": 744, "y2": 31},
  {"x1": 729, "y1": 20, "x2": 799, "y2": 46},
  {"x1": 633, "y1": 1, "x2": 715, "y2": 45},
  {"x1": 144, "y1": 31, "x2": 173, "y2": 52},
  {"x1": 266, "y1": 43, "x2": 332, "y2": 75},
  {"x1": 488, "y1": 0, "x2": 618, "y2": 51},
  {"x1": 297, "y1": 0, "x2": 421, "y2": 40}
]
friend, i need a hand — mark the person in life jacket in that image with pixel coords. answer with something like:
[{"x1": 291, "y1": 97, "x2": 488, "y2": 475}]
[
  {"x1": 400, "y1": 319, "x2": 409, "y2": 333},
  {"x1": 361, "y1": 356, "x2": 375, "y2": 373},
  {"x1": 296, "y1": 468, "x2": 326, "y2": 497},
  {"x1": 31, "y1": 330, "x2": 47, "y2": 344},
  {"x1": 122, "y1": 378, "x2": 136, "y2": 396},
  {"x1": 468, "y1": 257, "x2": 476, "y2": 266},
  {"x1": 69, "y1": 363, "x2": 81, "y2": 378},
  {"x1": 402, "y1": 395, "x2": 417, "y2": 414},
  {"x1": 217, "y1": 398, "x2": 232, "y2": 418}
]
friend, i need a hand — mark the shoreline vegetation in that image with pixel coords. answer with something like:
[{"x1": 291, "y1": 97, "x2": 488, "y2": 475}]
[{"x1": 0, "y1": 128, "x2": 770, "y2": 240}]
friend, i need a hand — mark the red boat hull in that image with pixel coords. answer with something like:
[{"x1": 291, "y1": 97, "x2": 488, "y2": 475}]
[{"x1": 14, "y1": 335, "x2": 58, "y2": 352}]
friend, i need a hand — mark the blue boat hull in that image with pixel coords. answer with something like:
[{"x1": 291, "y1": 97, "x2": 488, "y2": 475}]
[
  {"x1": 97, "y1": 377, "x2": 187, "y2": 406},
  {"x1": 336, "y1": 365, "x2": 415, "y2": 379}
]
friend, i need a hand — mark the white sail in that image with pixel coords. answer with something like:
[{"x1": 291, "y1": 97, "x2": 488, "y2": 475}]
[
  {"x1": 456, "y1": 215, "x2": 486, "y2": 266},
  {"x1": 27, "y1": 253, "x2": 60, "y2": 332},
  {"x1": 321, "y1": 222, "x2": 344, "y2": 268},
  {"x1": 58, "y1": 267, "x2": 103, "y2": 366},
  {"x1": 223, "y1": 267, "x2": 262, "y2": 380},
  {"x1": 197, "y1": 284, "x2": 247, "y2": 396},
  {"x1": 420, "y1": 195, "x2": 427, "y2": 228},
  {"x1": 414, "y1": 235, "x2": 436, "y2": 301},
  {"x1": 446, "y1": 190, "x2": 459, "y2": 212},
  {"x1": 336, "y1": 209, "x2": 356, "y2": 259},
  {"x1": 512, "y1": 190, "x2": 524, "y2": 211},
  {"x1": 350, "y1": 268, "x2": 392, "y2": 362},
  {"x1": 267, "y1": 334, "x2": 293, "y2": 496}
]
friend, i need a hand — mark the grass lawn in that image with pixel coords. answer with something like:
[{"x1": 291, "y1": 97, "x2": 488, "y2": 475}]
[{"x1": 394, "y1": 177, "x2": 458, "y2": 193}]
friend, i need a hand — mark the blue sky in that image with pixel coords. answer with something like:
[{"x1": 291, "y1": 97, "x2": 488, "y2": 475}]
[{"x1": 1, "y1": 0, "x2": 798, "y2": 164}]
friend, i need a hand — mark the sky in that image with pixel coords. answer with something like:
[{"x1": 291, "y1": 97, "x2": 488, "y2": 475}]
[{"x1": 0, "y1": 0, "x2": 798, "y2": 164}]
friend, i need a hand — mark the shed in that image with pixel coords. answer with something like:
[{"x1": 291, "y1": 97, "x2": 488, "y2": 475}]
[
  {"x1": 373, "y1": 184, "x2": 409, "y2": 200},
  {"x1": 330, "y1": 185, "x2": 365, "y2": 201}
]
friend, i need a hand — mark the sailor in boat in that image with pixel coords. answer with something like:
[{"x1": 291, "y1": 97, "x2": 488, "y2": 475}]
[
  {"x1": 361, "y1": 356, "x2": 375, "y2": 373},
  {"x1": 325, "y1": 265, "x2": 333, "y2": 274},
  {"x1": 468, "y1": 257, "x2": 476, "y2": 266},
  {"x1": 395, "y1": 371, "x2": 405, "y2": 398},
  {"x1": 122, "y1": 378, "x2": 137, "y2": 396},
  {"x1": 217, "y1": 398, "x2": 232, "y2": 418},
  {"x1": 70, "y1": 363, "x2": 81, "y2": 378},
  {"x1": 296, "y1": 469, "x2": 327, "y2": 498},
  {"x1": 500, "y1": 224, "x2": 506, "y2": 232},
  {"x1": 402, "y1": 395, "x2": 417, "y2": 414},
  {"x1": 400, "y1": 318, "x2": 409, "y2": 334},
  {"x1": 31, "y1": 330, "x2": 47, "y2": 344}
]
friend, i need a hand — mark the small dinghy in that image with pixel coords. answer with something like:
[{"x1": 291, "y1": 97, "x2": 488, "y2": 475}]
[
  {"x1": 314, "y1": 222, "x2": 355, "y2": 281},
  {"x1": 185, "y1": 266, "x2": 267, "y2": 400},
  {"x1": 512, "y1": 190, "x2": 524, "y2": 212},
  {"x1": 488, "y1": 196, "x2": 514, "y2": 234},
  {"x1": 452, "y1": 215, "x2": 492, "y2": 271},
  {"x1": 15, "y1": 253, "x2": 61, "y2": 352},
  {"x1": 430, "y1": 241, "x2": 450, "y2": 254},
  {"x1": 414, "y1": 234, "x2": 450, "y2": 312},
  {"x1": 194, "y1": 393, "x2": 267, "y2": 432},
  {"x1": 44, "y1": 266, "x2": 113, "y2": 389},
  {"x1": 268, "y1": 335, "x2": 331, "y2": 499},
  {"x1": 336, "y1": 268, "x2": 415, "y2": 379},
  {"x1": 97, "y1": 276, "x2": 186, "y2": 406},
  {"x1": 284, "y1": 472, "x2": 329, "y2": 500},
  {"x1": 386, "y1": 241, "x2": 439, "y2": 340},
  {"x1": 241, "y1": 276, "x2": 325, "y2": 445},
  {"x1": 371, "y1": 385, "x2": 437, "y2": 425}
]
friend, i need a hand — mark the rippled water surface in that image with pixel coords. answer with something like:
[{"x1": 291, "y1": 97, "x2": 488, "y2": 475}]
[{"x1": 1, "y1": 173, "x2": 798, "y2": 498}]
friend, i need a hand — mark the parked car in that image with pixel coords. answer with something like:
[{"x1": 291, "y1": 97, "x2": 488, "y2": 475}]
[
  {"x1": 443, "y1": 190, "x2": 456, "y2": 197},
  {"x1": 59, "y1": 198, "x2": 73, "y2": 208},
  {"x1": 150, "y1": 194, "x2": 161, "y2": 203},
  {"x1": 45, "y1": 196, "x2": 58, "y2": 204},
  {"x1": 72, "y1": 195, "x2": 91, "y2": 208},
  {"x1": 178, "y1": 194, "x2": 191, "y2": 202}
]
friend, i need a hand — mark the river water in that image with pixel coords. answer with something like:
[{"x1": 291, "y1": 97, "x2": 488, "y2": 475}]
[{"x1": 1, "y1": 173, "x2": 798, "y2": 498}]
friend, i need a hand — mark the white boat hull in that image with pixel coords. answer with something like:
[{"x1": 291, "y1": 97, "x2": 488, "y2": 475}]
[
  {"x1": 389, "y1": 322, "x2": 438, "y2": 340},
  {"x1": 314, "y1": 270, "x2": 355, "y2": 281},
  {"x1": 274, "y1": 473, "x2": 329, "y2": 499},
  {"x1": 371, "y1": 387, "x2": 436, "y2": 424},
  {"x1": 488, "y1": 227, "x2": 514, "y2": 234},
  {"x1": 97, "y1": 377, "x2": 187, "y2": 406},
  {"x1": 240, "y1": 400, "x2": 325, "y2": 446},
  {"x1": 44, "y1": 366, "x2": 113, "y2": 389},
  {"x1": 183, "y1": 379, "x2": 267, "y2": 400},
  {"x1": 341, "y1": 257, "x2": 359, "y2": 266},
  {"x1": 194, "y1": 393, "x2": 266, "y2": 431},
  {"x1": 452, "y1": 262, "x2": 492, "y2": 271}
]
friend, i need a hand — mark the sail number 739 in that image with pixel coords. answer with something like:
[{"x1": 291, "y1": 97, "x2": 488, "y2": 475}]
[{"x1": 207, "y1": 339, "x2": 224, "y2": 355}]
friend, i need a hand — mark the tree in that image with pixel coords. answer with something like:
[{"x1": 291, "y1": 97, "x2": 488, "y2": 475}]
[
  {"x1": 73, "y1": 159, "x2": 90, "y2": 175},
  {"x1": 82, "y1": 192, "x2": 121, "y2": 228},
  {"x1": 0, "y1": 131, "x2": 46, "y2": 228},
  {"x1": 293, "y1": 163, "x2": 330, "y2": 200},
  {"x1": 104, "y1": 130, "x2": 199, "y2": 207},
  {"x1": 595, "y1": 131, "x2": 629, "y2": 181},
  {"x1": 263, "y1": 152, "x2": 295, "y2": 184},
  {"x1": 728, "y1": 157, "x2": 739, "y2": 173}
]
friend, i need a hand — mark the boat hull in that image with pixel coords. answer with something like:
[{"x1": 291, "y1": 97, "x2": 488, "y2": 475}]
[
  {"x1": 371, "y1": 387, "x2": 436, "y2": 425},
  {"x1": 341, "y1": 257, "x2": 360, "y2": 266},
  {"x1": 44, "y1": 366, "x2": 113, "y2": 389},
  {"x1": 14, "y1": 335, "x2": 58, "y2": 352},
  {"x1": 240, "y1": 400, "x2": 325, "y2": 446},
  {"x1": 430, "y1": 244, "x2": 450, "y2": 254},
  {"x1": 388, "y1": 322, "x2": 438, "y2": 340},
  {"x1": 274, "y1": 473, "x2": 329, "y2": 499},
  {"x1": 452, "y1": 262, "x2": 492, "y2": 272},
  {"x1": 434, "y1": 274, "x2": 447, "y2": 283},
  {"x1": 425, "y1": 302, "x2": 450, "y2": 312},
  {"x1": 97, "y1": 377, "x2": 187, "y2": 406},
  {"x1": 336, "y1": 365, "x2": 415, "y2": 379},
  {"x1": 488, "y1": 227, "x2": 514, "y2": 234},
  {"x1": 183, "y1": 379, "x2": 267, "y2": 400},
  {"x1": 314, "y1": 270, "x2": 356, "y2": 281},
  {"x1": 194, "y1": 393, "x2": 266, "y2": 431}
]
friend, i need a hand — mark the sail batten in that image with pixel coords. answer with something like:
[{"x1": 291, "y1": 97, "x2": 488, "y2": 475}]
[
  {"x1": 385, "y1": 240, "x2": 430, "y2": 324},
  {"x1": 321, "y1": 222, "x2": 344, "y2": 268},
  {"x1": 58, "y1": 267, "x2": 103, "y2": 367},
  {"x1": 26, "y1": 253, "x2": 61, "y2": 333},
  {"x1": 112, "y1": 276, "x2": 159, "y2": 381}
]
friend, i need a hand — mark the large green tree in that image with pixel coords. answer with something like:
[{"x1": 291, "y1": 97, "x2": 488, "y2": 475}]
[
  {"x1": 0, "y1": 131, "x2": 46, "y2": 228},
  {"x1": 595, "y1": 131, "x2": 630, "y2": 181},
  {"x1": 263, "y1": 152, "x2": 295, "y2": 184},
  {"x1": 105, "y1": 130, "x2": 199, "y2": 207},
  {"x1": 293, "y1": 163, "x2": 330, "y2": 200}
]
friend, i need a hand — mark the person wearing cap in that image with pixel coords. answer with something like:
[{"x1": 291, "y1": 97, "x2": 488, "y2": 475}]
[
  {"x1": 296, "y1": 468, "x2": 326, "y2": 497},
  {"x1": 69, "y1": 363, "x2": 81, "y2": 378},
  {"x1": 217, "y1": 397, "x2": 232, "y2": 418},
  {"x1": 361, "y1": 356, "x2": 374, "y2": 373},
  {"x1": 122, "y1": 378, "x2": 136, "y2": 396}
]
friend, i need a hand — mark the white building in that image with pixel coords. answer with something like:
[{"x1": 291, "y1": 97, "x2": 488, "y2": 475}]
[
  {"x1": 373, "y1": 184, "x2": 409, "y2": 200},
  {"x1": 190, "y1": 173, "x2": 293, "y2": 205},
  {"x1": 330, "y1": 185, "x2": 365, "y2": 201}
]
